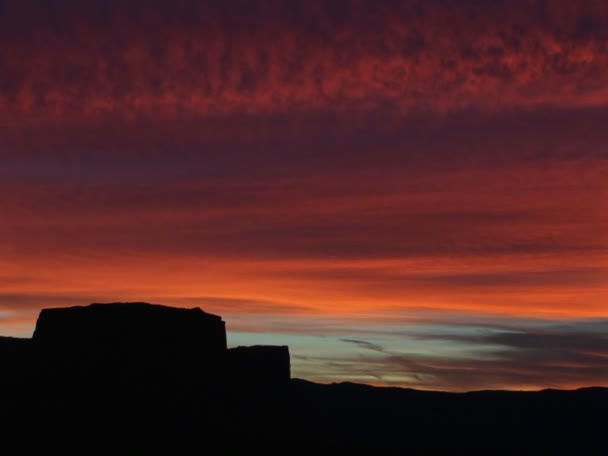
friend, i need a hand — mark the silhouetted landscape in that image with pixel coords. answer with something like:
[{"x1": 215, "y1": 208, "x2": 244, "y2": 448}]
[
  {"x1": 1, "y1": 302, "x2": 605, "y2": 455},
  {"x1": 4, "y1": 1, "x2": 608, "y2": 453}
]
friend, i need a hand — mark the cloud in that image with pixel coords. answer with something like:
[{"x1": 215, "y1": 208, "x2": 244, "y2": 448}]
[
  {"x1": 2, "y1": 0, "x2": 608, "y2": 126},
  {"x1": 0, "y1": 292, "x2": 122, "y2": 311},
  {"x1": 2, "y1": 149, "x2": 606, "y2": 262},
  {"x1": 2, "y1": 104, "x2": 608, "y2": 186},
  {"x1": 340, "y1": 338, "x2": 386, "y2": 353},
  {"x1": 307, "y1": 318, "x2": 608, "y2": 390},
  {"x1": 0, "y1": 292, "x2": 309, "y2": 315},
  {"x1": 162, "y1": 296, "x2": 311, "y2": 314},
  {"x1": 0, "y1": 0, "x2": 607, "y2": 389}
]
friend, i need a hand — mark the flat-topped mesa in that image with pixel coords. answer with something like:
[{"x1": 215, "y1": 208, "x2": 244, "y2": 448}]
[
  {"x1": 28, "y1": 302, "x2": 291, "y2": 388},
  {"x1": 32, "y1": 303, "x2": 229, "y2": 386},
  {"x1": 33, "y1": 302, "x2": 227, "y2": 354}
]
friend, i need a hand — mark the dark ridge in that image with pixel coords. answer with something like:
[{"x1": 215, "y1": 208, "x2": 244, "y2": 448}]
[
  {"x1": 228, "y1": 345, "x2": 291, "y2": 387},
  {"x1": 0, "y1": 335, "x2": 30, "y2": 344},
  {"x1": 1, "y1": 302, "x2": 606, "y2": 455}
]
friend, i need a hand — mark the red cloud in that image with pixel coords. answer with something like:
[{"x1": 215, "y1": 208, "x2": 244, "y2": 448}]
[{"x1": 1, "y1": 0, "x2": 608, "y2": 126}]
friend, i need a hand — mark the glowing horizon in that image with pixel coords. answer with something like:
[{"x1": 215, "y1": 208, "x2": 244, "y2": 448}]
[{"x1": 1, "y1": 0, "x2": 607, "y2": 391}]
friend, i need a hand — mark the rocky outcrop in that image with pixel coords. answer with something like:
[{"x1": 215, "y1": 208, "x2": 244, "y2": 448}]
[
  {"x1": 25, "y1": 302, "x2": 290, "y2": 388},
  {"x1": 0, "y1": 303, "x2": 606, "y2": 454},
  {"x1": 32, "y1": 302, "x2": 231, "y2": 385},
  {"x1": 228, "y1": 345, "x2": 291, "y2": 387},
  {"x1": 0, "y1": 335, "x2": 31, "y2": 356},
  {"x1": 2, "y1": 302, "x2": 292, "y2": 445},
  {"x1": 0, "y1": 336, "x2": 32, "y2": 376}
]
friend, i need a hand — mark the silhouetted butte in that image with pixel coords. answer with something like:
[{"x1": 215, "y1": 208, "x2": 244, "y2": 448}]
[{"x1": 1, "y1": 302, "x2": 606, "y2": 455}]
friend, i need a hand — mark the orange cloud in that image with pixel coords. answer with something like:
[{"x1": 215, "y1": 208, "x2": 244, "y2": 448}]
[{"x1": 1, "y1": 0, "x2": 607, "y2": 390}]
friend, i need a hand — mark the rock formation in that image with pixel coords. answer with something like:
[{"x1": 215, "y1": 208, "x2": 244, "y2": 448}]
[
  {"x1": 5, "y1": 302, "x2": 290, "y2": 389},
  {"x1": 2, "y1": 302, "x2": 605, "y2": 454},
  {"x1": 228, "y1": 345, "x2": 291, "y2": 387}
]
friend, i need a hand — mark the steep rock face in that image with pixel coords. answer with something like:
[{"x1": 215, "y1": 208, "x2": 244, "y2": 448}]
[
  {"x1": 32, "y1": 302, "x2": 228, "y2": 385},
  {"x1": 6, "y1": 302, "x2": 291, "y2": 393},
  {"x1": 2, "y1": 302, "x2": 293, "y2": 440}
]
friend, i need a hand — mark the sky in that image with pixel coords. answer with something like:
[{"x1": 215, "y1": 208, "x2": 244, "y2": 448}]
[{"x1": 1, "y1": 0, "x2": 607, "y2": 391}]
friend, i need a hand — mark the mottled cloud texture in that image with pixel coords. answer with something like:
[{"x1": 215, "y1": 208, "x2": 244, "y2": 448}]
[
  {"x1": 2, "y1": 0, "x2": 608, "y2": 124},
  {"x1": 0, "y1": 0, "x2": 607, "y2": 390}
]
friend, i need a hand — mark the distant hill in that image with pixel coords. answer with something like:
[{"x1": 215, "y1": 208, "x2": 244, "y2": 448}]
[{"x1": 1, "y1": 303, "x2": 605, "y2": 455}]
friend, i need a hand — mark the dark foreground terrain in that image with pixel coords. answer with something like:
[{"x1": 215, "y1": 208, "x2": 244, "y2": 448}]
[{"x1": 1, "y1": 303, "x2": 606, "y2": 455}]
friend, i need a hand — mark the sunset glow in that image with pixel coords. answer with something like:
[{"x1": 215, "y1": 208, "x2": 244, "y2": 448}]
[{"x1": 1, "y1": 0, "x2": 607, "y2": 391}]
